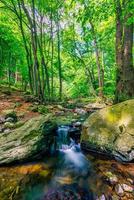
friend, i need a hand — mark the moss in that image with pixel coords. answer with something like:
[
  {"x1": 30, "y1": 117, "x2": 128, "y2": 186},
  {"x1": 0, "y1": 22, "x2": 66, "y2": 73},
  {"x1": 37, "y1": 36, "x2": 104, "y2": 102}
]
[
  {"x1": 21, "y1": 130, "x2": 41, "y2": 143},
  {"x1": 81, "y1": 99, "x2": 134, "y2": 161},
  {"x1": 4, "y1": 122, "x2": 15, "y2": 129},
  {"x1": 14, "y1": 121, "x2": 25, "y2": 129}
]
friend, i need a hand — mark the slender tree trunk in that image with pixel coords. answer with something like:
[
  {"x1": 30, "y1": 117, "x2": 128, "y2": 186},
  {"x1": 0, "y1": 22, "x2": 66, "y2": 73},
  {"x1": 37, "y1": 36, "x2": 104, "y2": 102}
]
[
  {"x1": 18, "y1": 0, "x2": 34, "y2": 93},
  {"x1": 101, "y1": 51, "x2": 105, "y2": 89},
  {"x1": 90, "y1": 22, "x2": 103, "y2": 97},
  {"x1": 115, "y1": 0, "x2": 124, "y2": 102},
  {"x1": 8, "y1": 52, "x2": 11, "y2": 87},
  {"x1": 56, "y1": 10, "x2": 62, "y2": 100},
  {"x1": 50, "y1": 7, "x2": 54, "y2": 101}
]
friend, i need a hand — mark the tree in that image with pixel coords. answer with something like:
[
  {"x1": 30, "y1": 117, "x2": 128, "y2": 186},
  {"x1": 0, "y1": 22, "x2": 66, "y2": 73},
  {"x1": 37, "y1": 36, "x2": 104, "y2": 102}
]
[{"x1": 115, "y1": 0, "x2": 134, "y2": 102}]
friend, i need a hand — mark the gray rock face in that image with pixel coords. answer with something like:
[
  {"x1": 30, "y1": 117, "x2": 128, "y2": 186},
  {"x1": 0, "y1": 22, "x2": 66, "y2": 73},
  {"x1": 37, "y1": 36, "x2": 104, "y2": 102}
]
[
  {"x1": 0, "y1": 115, "x2": 55, "y2": 164},
  {"x1": 81, "y1": 99, "x2": 134, "y2": 162}
]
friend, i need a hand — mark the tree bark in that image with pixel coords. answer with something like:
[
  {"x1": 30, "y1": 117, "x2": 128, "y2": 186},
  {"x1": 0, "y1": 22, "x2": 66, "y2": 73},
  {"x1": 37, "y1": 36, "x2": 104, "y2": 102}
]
[
  {"x1": 90, "y1": 22, "x2": 104, "y2": 98},
  {"x1": 56, "y1": 10, "x2": 62, "y2": 100},
  {"x1": 115, "y1": 0, "x2": 134, "y2": 102}
]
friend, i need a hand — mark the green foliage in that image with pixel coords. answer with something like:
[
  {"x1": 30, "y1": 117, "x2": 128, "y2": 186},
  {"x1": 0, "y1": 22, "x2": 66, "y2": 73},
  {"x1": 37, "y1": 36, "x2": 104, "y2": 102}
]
[{"x1": 0, "y1": 0, "x2": 132, "y2": 101}]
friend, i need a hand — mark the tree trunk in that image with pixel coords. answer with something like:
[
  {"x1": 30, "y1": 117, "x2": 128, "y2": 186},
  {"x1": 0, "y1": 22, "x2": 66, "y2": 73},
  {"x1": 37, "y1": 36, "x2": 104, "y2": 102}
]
[
  {"x1": 56, "y1": 10, "x2": 62, "y2": 100},
  {"x1": 90, "y1": 22, "x2": 103, "y2": 98},
  {"x1": 50, "y1": 7, "x2": 54, "y2": 101},
  {"x1": 115, "y1": 0, "x2": 134, "y2": 102},
  {"x1": 122, "y1": 15, "x2": 134, "y2": 97}
]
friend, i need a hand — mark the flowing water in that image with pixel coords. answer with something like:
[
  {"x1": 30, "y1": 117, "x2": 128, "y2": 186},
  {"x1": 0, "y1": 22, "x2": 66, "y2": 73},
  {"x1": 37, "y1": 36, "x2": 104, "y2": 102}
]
[{"x1": 0, "y1": 126, "x2": 134, "y2": 200}]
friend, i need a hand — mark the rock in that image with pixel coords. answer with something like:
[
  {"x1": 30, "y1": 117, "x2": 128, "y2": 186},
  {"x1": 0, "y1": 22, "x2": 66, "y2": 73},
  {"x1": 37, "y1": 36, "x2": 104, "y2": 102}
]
[
  {"x1": 4, "y1": 122, "x2": 14, "y2": 129},
  {"x1": 115, "y1": 184, "x2": 124, "y2": 197},
  {"x1": 0, "y1": 115, "x2": 55, "y2": 164},
  {"x1": 73, "y1": 121, "x2": 82, "y2": 127},
  {"x1": 5, "y1": 111, "x2": 17, "y2": 123},
  {"x1": 0, "y1": 117, "x2": 5, "y2": 124},
  {"x1": 81, "y1": 99, "x2": 134, "y2": 162},
  {"x1": 105, "y1": 171, "x2": 118, "y2": 184},
  {"x1": 0, "y1": 127, "x2": 3, "y2": 133},
  {"x1": 5, "y1": 117, "x2": 15, "y2": 123},
  {"x1": 99, "y1": 194, "x2": 106, "y2": 200},
  {"x1": 75, "y1": 108, "x2": 86, "y2": 115},
  {"x1": 126, "y1": 178, "x2": 133, "y2": 184},
  {"x1": 121, "y1": 184, "x2": 133, "y2": 192},
  {"x1": 3, "y1": 129, "x2": 11, "y2": 134}
]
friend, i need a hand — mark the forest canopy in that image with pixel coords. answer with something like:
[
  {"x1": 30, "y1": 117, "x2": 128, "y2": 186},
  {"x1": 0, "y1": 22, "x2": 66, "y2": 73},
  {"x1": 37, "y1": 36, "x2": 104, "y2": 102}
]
[{"x1": 0, "y1": 0, "x2": 133, "y2": 102}]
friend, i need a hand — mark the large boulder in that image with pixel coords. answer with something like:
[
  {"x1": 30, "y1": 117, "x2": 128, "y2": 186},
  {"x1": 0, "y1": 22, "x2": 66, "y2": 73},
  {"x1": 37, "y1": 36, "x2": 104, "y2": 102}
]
[
  {"x1": 0, "y1": 115, "x2": 57, "y2": 164},
  {"x1": 81, "y1": 99, "x2": 134, "y2": 162}
]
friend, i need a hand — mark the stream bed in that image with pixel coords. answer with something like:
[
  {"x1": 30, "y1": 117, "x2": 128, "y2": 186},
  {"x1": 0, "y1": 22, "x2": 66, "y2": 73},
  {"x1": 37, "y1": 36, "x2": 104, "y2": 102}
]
[{"x1": 0, "y1": 126, "x2": 134, "y2": 200}]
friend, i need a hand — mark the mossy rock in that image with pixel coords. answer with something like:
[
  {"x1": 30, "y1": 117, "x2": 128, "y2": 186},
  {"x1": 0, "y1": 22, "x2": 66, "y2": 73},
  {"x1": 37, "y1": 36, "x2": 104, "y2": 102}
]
[
  {"x1": 4, "y1": 122, "x2": 15, "y2": 129},
  {"x1": 0, "y1": 114, "x2": 55, "y2": 164},
  {"x1": 81, "y1": 99, "x2": 134, "y2": 162},
  {"x1": 13, "y1": 121, "x2": 25, "y2": 129}
]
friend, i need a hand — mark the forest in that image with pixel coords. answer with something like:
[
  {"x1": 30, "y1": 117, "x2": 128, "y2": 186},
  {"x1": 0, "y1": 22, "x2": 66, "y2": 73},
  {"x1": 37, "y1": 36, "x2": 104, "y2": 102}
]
[
  {"x1": 0, "y1": 0, "x2": 134, "y2": 200},
  {"x1": 0, "y1": 0, "x2": 133, "y2": 102}
]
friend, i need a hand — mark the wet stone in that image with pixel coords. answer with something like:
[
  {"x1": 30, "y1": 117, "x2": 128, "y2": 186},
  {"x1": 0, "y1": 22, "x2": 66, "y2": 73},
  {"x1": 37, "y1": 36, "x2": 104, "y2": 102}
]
[
  {"x1": 115, "y1": 184, "x2": 124, "y2": 197},
  {"x1": 105, "y1": 171, "x2": 118, "y2": 185},
  {"x1": 73, "y1": 121, "x2": 82, "y2": 127},
  {"x1": 5, "y1": 117, "x2": 15, "y2": 123},
  {"x1": 74, "y1": 108, "x2": 87, "y2": 115},
  {"x1": 99, "y1": 194, "x2": 106, "y2": 200},
  {"x1": 121, "y1": 184, "x2": 133, "y2": 192}
]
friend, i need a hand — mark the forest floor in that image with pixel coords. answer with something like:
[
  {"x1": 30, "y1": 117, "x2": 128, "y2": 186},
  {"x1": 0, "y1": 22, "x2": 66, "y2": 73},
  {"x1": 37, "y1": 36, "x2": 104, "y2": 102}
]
[{"x1": 0, "y1": 84, "x2": 108, "y2": 124}]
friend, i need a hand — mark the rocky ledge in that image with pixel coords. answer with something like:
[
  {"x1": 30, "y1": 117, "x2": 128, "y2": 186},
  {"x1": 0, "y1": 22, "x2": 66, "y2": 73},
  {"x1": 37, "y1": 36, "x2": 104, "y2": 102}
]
[
  {"x1": 0, "y1": 115, "x2": 57, "y2": 164},
  {"x1": 81, "y1": 99, "x2": 134, "y2": 162}
]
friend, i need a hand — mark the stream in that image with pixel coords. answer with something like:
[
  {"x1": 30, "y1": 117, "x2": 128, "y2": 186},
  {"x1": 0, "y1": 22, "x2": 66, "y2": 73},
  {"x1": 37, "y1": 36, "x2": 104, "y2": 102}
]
[{"x1": 0, "y1": 125, "x2": 134, "y2": 200}]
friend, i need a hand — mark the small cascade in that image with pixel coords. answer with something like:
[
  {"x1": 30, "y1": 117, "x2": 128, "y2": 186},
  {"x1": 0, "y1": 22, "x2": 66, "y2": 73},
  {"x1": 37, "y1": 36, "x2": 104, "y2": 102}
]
[
  {"x1": 56, "y1": 125, "x2": 70, "y2": 150},
  {"x1": 56, "y1": 125, "x2": 90, "y2": 171}
]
